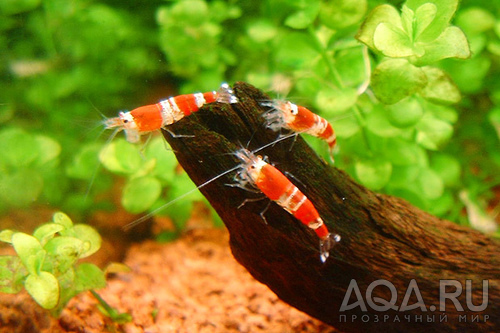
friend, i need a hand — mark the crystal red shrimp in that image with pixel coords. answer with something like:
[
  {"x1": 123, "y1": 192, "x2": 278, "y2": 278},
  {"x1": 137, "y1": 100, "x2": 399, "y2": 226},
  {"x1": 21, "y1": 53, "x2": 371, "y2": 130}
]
[
  {"x1": 262, "y1": 100, "x2": 337, "y2": 162},
  {"x1": 105, "y1": 83, "x2": 238, "y2": 143},
  {"x1": 234, "y1": 148, "x2": 340, "y2": 262}
]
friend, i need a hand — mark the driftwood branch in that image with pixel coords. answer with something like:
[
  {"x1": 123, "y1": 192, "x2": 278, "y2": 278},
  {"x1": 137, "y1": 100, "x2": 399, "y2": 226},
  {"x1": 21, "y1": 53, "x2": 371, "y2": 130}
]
[{"x1": 162, "y1": 82, "x2": 499, "y2": 332}]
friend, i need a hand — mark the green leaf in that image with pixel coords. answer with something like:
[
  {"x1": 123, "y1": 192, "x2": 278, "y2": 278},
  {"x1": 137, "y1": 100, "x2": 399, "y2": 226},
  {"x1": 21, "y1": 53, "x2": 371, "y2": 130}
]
[
  {"x1": 0, "y1": 229, "x2": 15, "y2": 243},
  {"x1": 319, "y1": 0, "x2": 367, "y2": 30},
  {"x1": 284, "y1": 0, "x2": 320, "y2": 29},
  {"x1": 365, "y1": 106, "x2": 402, "y2": 137},
  {"x1": 413, "y1": 26, "x2": 470, "y2": 65},
  {"x1": 44, "y1": 236, "x2": 84, "y2": 273},
  {"x1": 419, "y1": 67, "x2": 460, "y2": 104},
  {"x1": 386, "y1": 97, "x2": 424, "y2": 128},
  {"x1": 440, "y1": 56, "x2": 490, "y2": 94},
  {"x1": 315, "y1": 87, "x2": 358, "y2": 114},
  {"x1": 33, "y1": 223, "x2": 65, "y2": 246},
  {"x1": 11, "y1": 233, "x2": 44, "y2": 275},
  {"x1": 99, "y1": 139, "x2": 142, "y2": 175},
  {"x1": 389, "y1": 165, "x2": 420, "y2": 186},
  {"x1": 355, "y1": 158, "x2": 392, "y2": 190},
  {"x1": 0, "y1": 169, "x2": 43, "y2": 208},
  {"x1": 75, "y1": 263, "x2": 106, "y2": 291},
  {"x1": 25, "y1": 272, "x2": 59, "y2": 309},
  {"x1": 455, "y1": 7, "x2": 496, "y2": 35},
  {"x1": 33, "y1": 135, "x2": 61, "y2": 166},
  {"x1": 430, "y1": 154, "x2": 460, "y2": 187},
  {"x1": 247, "y1": 19, "x2": 277, "y2": 43},
  {"x1": 356, "y1": 4, "x2": 402, "y2": 51},
  {"x1": 122, "y1": 176, "x2": 162, "y2": 214},
  {"x1": 412, "y1": 3, "x2": 437, "y2": 41},
  {"x1": 144, "y1": 137, "x2": 177, "y2": 183},
  {"x1": 416, "y1": 168, "x2": 443, "y2": 200},
  {"x1": 371, "y1": 59, "x2": 427, "y2": 104},
  {"x1": 73, "y1": 224, "x2": 102, "y2": 258},
  {"x1": 405, "y1": 0, "x2": 459, "y2": 43},
  {"x1": 0, "y1": 128, "x2": 39, "y2": 167},
  {"x1": 53, "y1": 212, "x2": 73, "y2": 229},
  {"x1": 274, "y1": 32, "x2": 319, "y2": 69},
  {"x1": 416, "y1": 115, "x2": 453, "y2": 150},
  {"x1": 374, "y1": 22, "x2": 415, "y2": 57},
  {"x1": 65, "y1": 143, "x2": 101, "y2": 180},
  {"x1": 384, "y1": 139, "x2": 425, "y2": 166},
  {"x1": 334, "y1": 115, "x2": 360, "y2": 138}
]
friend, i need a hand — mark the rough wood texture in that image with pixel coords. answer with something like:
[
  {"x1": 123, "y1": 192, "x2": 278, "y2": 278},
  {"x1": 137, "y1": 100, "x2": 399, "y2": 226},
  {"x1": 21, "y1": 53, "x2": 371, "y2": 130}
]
[{"x1": 162, "y1": 82, "x2": 499, "y2": 333}]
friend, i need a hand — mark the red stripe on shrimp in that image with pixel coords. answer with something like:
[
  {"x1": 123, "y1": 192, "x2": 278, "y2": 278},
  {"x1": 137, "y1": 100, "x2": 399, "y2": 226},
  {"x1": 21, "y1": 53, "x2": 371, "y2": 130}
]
[
  {"x1": 104, "y1": 83, "x2": 237, "y2": 143},
  {"x1": 235, "y1": 148, "x2": 340, "y2": 262},
  {"x1": 262, "y1": 100, "x2": 337, "y2": 162}
]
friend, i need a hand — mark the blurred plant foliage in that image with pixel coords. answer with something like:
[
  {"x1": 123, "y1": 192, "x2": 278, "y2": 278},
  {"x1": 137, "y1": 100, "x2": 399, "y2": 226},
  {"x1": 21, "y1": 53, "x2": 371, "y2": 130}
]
[{"x1": 1, "y1": 0, "x2": 499, "y2": 235}]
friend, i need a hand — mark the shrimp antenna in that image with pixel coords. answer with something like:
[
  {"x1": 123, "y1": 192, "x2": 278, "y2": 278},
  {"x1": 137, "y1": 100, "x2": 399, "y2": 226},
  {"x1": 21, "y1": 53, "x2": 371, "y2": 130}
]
[
  {"x1": 122, "y1": 163, "x2": 241, "y2": 231},
  {"x1": 123, "y1": 129, "x2": 308, "y2": 230},
  {"x1": 84, "y1": 127, "x2": 121, "y2": 201}
]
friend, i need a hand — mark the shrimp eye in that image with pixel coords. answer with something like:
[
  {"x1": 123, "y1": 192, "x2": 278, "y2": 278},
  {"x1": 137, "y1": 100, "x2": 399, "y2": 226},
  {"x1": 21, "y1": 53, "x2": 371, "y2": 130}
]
[
  {"x1": 290, "y1": 103, "x2": 299, "y2": 115},
  {"x1": 123, "y1": 119, "x2": 129, "y2": 123}
]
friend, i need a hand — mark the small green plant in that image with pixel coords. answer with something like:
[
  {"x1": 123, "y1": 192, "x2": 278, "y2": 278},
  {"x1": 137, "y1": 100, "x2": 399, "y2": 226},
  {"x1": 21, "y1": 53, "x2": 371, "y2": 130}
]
[
  {"x1": 0, "y1": 127, "x2": 63, "y2": 212},
  {"x1": 0, "y1": 212, "x2": 127, "y2": 318},
  {"x1": 98, "y1": 136, "x2": 223, "y2": 231}
]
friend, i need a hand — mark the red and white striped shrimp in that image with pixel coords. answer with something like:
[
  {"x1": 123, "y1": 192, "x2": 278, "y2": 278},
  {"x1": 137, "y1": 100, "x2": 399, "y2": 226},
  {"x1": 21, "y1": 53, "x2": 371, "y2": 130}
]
[
  {"x1": 105, "y1": 83, "x2": 238, "y2": 143},
  {"x1": 262, "y1": 100, "x2": 337, "y2": 162},
  {"x1": 234, "y1": 148, "x2": 340, "y2": 262}
]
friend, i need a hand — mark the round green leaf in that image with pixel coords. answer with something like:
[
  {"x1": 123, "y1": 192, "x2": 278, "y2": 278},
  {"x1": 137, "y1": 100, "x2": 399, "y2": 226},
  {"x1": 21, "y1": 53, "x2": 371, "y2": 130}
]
[
  {"x1": 427, "y1": 190, "x2": 454, "y2": 216},
  {"x1": 356, "y1": 4, "x2": 401, "y2": 51},
  {"x1": 25, "y1": 272, "x2": 59, "y2": 309},
  {"x1": 73, "y1": 224, "x2": 102, "y2": 258},
  {"x1": 33, "y1": 135, "x2": 61, "y2": 166},
  {"x1": 319, "y1": 0, "x2": 367, "y2": 30},
  {"x1": 247, "y1": 19, "x2": 277, "y2": 43},
  {"x1": 384, "y1": 139, "x2": 425, "y2": 166},
  {"x1": 44, "y1": 236, "x2": 84, "y2": 258},
  {"x1": 145, "y1": 138, "x2": 177, "y2": 183},
  {"x1": 334, "y1": 115, "x2": 360, "y2": 138},
  {"x1": 387, "y1": 97, "x2": 424, "y2": 128},
  {"x1": 389, "y1": 165, "x2": 420, "y2": 186},
  {"x1": 371, "y1": 59, "x2": 427, "y2": 105},
  {"x1": 456, "y1": 7, "x2": 495, "y2": 35},
  {"x1": 274, "y1": 32, "x2": 319, "y2": 70},
  {"x1": 366, "y1": 106, "x2": 402, "y2": 137},
  {"x1": 374, "y1": 22, "x2": 414, "y2": 57},
  {"x1": 99, "y1": 139, "x2": 142, "y2": 174},
  {"x1": 416, "y1": 168, "x2": 443, "y2": 200},
  {"x1": 0, "y1": 169, "x2": 43, "y2": 208},
  {"x1": 122, "y1": 176, "x2": 162, "y2": 214},
  {"x1": 33, "y1": 223, "x2": 65, "y2": 246},
  {"x1": 53, "y1": 212, "x2": 74, "y2": 229},
  {"x1": 420, "y1": 67, "x2": 460, "y2": 104},
  {"x1": 416, "y1": 115, "x2": 453, "y2": 150},
  {"x1": 414, "y1": 26, "x2": 470, "y2": 65},
  {"x1": 75, "y1": 263, "x2": 106, "y2": 291},
  {"x1": 11, "y1": 233, "x2": 43, "y2": 274},
  {"x1": 65, "y1": 143, "x2": 101, "y2": 180},
  {"x1": 315, "y1": 87, "x2": 358, "y2": 114},
  {"x1": 405, "y1": 0, "x2": 458, "y2": 43},
  {"x1": 0, "y1": 229, "x2": 15, "y2": 243},
  {"x1": 0, "y1": 128, "x2": 39, "y2": 167},
  {"x1": 284, "y1": 0, "x2": 320, "y2": 29},
  {"x1": 430, "y1": 154, "x2": 460, "y2": 187},
  {"x1": 355, "y1": 158, "x2": 392, "y2": 190}
]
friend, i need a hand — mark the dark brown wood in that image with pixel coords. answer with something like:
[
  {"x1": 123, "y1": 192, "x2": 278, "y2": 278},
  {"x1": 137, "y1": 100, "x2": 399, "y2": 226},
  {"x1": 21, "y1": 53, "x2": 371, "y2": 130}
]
[{"x1": 162, "y1": 82, "x2": 499, "y2": 333}]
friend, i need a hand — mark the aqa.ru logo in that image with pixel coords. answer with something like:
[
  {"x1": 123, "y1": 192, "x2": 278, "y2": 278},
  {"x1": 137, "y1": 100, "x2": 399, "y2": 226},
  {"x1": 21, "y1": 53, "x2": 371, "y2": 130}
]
[{"x1": 340, "y1": 279, "x2": 488, "y2": 312}]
